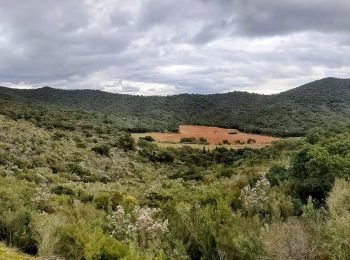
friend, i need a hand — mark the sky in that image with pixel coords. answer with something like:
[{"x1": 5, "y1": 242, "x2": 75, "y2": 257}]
[{"x1": 0, "y1": 0, "x2": 349, "y2": 95}]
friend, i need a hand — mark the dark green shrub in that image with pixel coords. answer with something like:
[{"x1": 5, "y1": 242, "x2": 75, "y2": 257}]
[
  {"x1": 198, "y1": 137, "x2": 208, "y2": 144},
  {"x1": 66, "y1": 163, "x2": 90, "y2": 177},
  {"x1": 92, "y1": 191, "x2": 123, "y2": 211},
  {"x1": 92, "y1": 144, "x2": 111, "y2": 157},
  {"x1": 51, "y1": 185, "x2": 76, "y2": 196},
  {"x1": 55, "y1": 224, "x2": 127, "y2": 259},
  {"x1": 77, "y1": 190, "x2": 93, "y2": 203},
  {"x1": 140, "y1": 136, "x2": 155, "y2": 142},
  {"x1": 180, "y1": 137, "x2": 197, "y2": 143},
  {"x1": 223, "y1": 139, "x2": 230, "y2": 145},
  {"x1": 219, "y1": 168, "x2": 235, "y2": 178},
  {"x1": 92, "y1": 192, "x2": 111, "y2": 211},
  {"x1": 6, "y1": 210, "x2": 37, "y2": 255},
  {"x1": 117, "y1": 133, "x2": 135, "y2": 152},
  {"x1": 266, "y1": 166, "x2": 290, "y2": 186}
]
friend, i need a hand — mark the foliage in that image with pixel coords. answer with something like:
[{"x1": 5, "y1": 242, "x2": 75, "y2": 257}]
[
  {"x1": 0, "y1": 86, "x2": 349, "y2": 259},
  {"x1": 117, "y1": 132, "x2": 136, "y2": 152},
  {"x1": 139, "y1": 136, "x2": 155, "y2": 142},
  {"x1": 107, "y1": 206, "x2": 168, "y2": 249},
  {"x1": 2, "y1": 77, "x2": 350, "y2": 136},
  {"x1": 180, "y1": 137, "x2": 197, "y2": 143}
]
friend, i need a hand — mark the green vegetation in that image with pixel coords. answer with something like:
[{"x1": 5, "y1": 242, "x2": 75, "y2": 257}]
[
  {"x1": 139, "y1": 136, "x2": 155, "y2": 142},
  {"x1": 222, "y1": 139, "x2": 230, "y2": 145},
  {"x1": 1, "y1": 77, "x2": 350, "y2": 136},
  {"x1": 0, "y1": 78, "x2": 349, "y2": 259},
  {"x1": 0, "y1": 243, "x2": 32, "y2": 260},
  {"x1": 198, "y1": 137, "x2": 209, "y2": 144},
  {"x1": 180, "y1": 137, "x2": 197, "y2": 143}
]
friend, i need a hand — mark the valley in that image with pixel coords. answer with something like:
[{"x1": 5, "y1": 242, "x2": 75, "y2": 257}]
[{"x1": 133, "y1": 124, "x2": 279, "y2": 148}]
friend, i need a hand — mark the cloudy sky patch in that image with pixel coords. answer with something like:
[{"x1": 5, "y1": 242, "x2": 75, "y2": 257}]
[{"x1": 0, "y1": 0, "x2": 349, "y2": 95}]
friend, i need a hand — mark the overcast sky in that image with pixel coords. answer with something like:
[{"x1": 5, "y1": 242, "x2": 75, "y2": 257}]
[{"x1": 0, "y1": 0, "x2": 349, "y2": 95}]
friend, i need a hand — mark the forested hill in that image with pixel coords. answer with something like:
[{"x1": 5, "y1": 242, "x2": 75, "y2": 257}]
[{"x1": 1, "y1": 77, "x2": 350, "y2": 136}]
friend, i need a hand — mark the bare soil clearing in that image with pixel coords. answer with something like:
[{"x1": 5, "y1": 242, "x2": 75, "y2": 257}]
[{"x1": 133, "y1": 125, "x2": 279, "y2": 147}]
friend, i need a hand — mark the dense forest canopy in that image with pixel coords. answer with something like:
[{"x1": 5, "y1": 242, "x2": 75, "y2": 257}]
[
  {"x1": 1, "y1": 77, "x2": 350, "y2": 136},
  {"x1": 0, "y1": 77, "x2": 349, "y2": 259}
]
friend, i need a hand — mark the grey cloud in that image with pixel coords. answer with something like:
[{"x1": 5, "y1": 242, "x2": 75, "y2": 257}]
[
  {"x1": 0, "y1": 0, "x2": 349, "y2": 95},
  {"x1": 231, "y1": 0, "x2": 350, "y2": 36}
]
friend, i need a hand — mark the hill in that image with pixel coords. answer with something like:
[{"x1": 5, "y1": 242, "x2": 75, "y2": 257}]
[
  {"x1": 0, "y1": 78, "x2": 349, "y2": 258},
  {"x1": 0, "y1": 77, "x2": 350, "y2": 136}
]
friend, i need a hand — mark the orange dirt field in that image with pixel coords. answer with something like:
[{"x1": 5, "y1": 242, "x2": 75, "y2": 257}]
[{"x1": 134, "y1": 125, "x2": 279, "y2": 145}]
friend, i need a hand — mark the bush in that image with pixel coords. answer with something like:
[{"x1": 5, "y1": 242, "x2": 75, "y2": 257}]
[
  {"x1": 263, "y1": 218, "x2": 317, "y2": 260},
  {"x1": 5, "y1": 210, "x2": 37, "y2": 255},
  {"x1": 107, "y1": 205, "x2": 168, "y2": 249},
  {"x1": 180, "y1": 137, "x2": 197, "y2": 143},
  {"x1": 51, "y1": 185, "x2": 75, "y2": 196},
  {"x1": 247, "y1": 138, "x2": 256, "y2": 144},
  {"x1": 223, "y1": 139, "x2": 230, "y2": 145},
  {"x1": 218, "y1": 168, "x2": 235, "y2": 178},
  {"x1": 289, "y1": 141, "x2": 350, "y2": 203},
  {"x1": 266, "y1": 165, "x2": 290, "y2": 186},
  {"x1": 198, "y1": 137, "x2": 208, "y2": 144},
  {"x1": 140, "y1": 136, "x2": 155, "y2": 142},
  {"x1": 321, "y1": 179, "x2": 350, "y2": 259},
  {"x1": 117, "y1": 133, "x2": 135, "y2": 152},
  {"x1": 93, "y1": 191, "x2": 124, "y2": 211},
  {"x1": 92, "y1": 144, "x2": 111, "y2": 157},
  {"x1": 66, "y1": 163, "x2": 90, "y2": 177},
  {"x1": 218, "y1": 214, "x2": 265, "y2": 260},
  {"x1": 54, "y1": 224, "x2": 127, "y2": 259}
]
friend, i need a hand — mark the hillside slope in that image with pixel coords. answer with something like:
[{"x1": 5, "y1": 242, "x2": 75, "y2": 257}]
[
  {"x1": 0, "y1": 79, "x2": 349, "y2": 258},
  {"x1": 0, "y1": 77, "x2": 349, "y2": 136}
]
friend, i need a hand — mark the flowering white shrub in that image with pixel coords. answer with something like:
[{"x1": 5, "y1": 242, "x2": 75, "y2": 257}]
[
  {"x1": 240, "y1": 177, "x2": 270, "y2": 215},
  {"x1": 107, "y1": 205, "x2": 168, "y2": 248}
]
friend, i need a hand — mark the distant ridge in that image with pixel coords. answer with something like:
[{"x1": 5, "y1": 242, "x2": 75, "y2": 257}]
[{"x1": 0, "y1": 77, "x2": 350, "y2": 136}]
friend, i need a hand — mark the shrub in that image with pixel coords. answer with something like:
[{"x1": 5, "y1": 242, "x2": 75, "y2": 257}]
[
  {"x1": 266, "y1": 165, "x2": 290, "y2": 186},
  {"x1": 92, "y1": 144, "x2": 111, "y2": 157},
  {"x1": 66, "y1": 163, "x2": 90, "y2": 177},
  {"x1": 117, "y1": 133, "x2": 135, "y2": 152},
  {"x1": 247, "y1": 138, "x2": 256, "y2": 144},
  {"x1": 93, "y1": 191, "x2": 124, "y2": 211},
  {"x1": 32, "y1": 213, "x2": 63, "y2": 257},
  {"x1": 217, "y1": 214, "x2": 265, "y2": 260},
  {"x1": 222, "y1": 139, "x2": 230, "y2": 145},
  {"x1": 198, "y1": 137, "x2": 208, "y2": 144},
  {"x1": 289, "y1": 141, "x2": 350, "y2": 203},
  {"x1": 263, "y1": 218, "x2": 317, "y2": 260},
  {"x1": 51, "y1": 185, "x2": 75, "y2": 196},
  {"x1": 148, "y1": 150, "x2": 174, "y2": 163},
  {"x1": 306, "y1": 127, "x2": 326, "y2": 144},
  {"x1": 218, "y1": 168, "x2": 235, "y2": 178},
  {"x1": 140, "y1": 136, "x2": 155, "y2": 142},
  {"x1": 107, "y1": 206, "x2": 168, "y2": 249},
  {"x1": 180, "y1": 137, "x2": 197, "y2": 143},
  {"x1": 240, "y1": 177, "x2": 270, "y2": 217},
  {"x1": 54, "y1": 224, "x2": 127, "y2": 259},
  {"x1": 321, "y1": 179, "x2": 350, "y2": 259}
]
